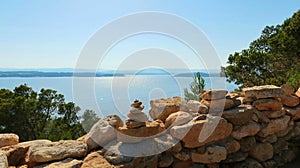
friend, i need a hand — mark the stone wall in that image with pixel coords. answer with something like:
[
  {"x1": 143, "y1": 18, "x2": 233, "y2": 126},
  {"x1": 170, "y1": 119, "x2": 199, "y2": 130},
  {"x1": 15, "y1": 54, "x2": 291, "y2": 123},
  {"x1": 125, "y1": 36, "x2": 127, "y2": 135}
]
[{"x1": 1, "y1": 85, "x2": 300, "y2": 168}]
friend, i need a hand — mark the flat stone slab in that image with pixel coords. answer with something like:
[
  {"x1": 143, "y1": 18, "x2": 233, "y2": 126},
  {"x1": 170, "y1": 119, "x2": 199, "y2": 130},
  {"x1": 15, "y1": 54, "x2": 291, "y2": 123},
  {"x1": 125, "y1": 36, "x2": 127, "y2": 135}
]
[
  {"x1": 199, "y1": 89, "x2": 228, "y2": 100},
  {"x1": 242, "y1": 85, "x2": 284, "y2": 99}
]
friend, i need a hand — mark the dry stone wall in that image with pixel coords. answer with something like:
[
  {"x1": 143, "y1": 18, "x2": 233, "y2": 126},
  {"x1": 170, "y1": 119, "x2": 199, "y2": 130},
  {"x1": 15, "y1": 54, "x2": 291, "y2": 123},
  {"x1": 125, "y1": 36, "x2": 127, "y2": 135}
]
[{"x1": 1, "y1": 84, "x2": 300, "y2": 168}]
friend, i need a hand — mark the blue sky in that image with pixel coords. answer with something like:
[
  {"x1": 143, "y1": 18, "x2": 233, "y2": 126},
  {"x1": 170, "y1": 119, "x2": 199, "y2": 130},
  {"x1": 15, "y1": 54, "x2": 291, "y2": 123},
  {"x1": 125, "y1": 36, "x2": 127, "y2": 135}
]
[{"x1": 0, "y1": 1, "x2": 299, "y2": 70}]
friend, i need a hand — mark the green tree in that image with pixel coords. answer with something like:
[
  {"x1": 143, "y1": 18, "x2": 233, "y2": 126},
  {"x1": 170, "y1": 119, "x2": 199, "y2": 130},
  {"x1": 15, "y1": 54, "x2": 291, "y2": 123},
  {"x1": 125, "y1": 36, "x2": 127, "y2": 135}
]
[
  {"x1": 81, "y1": 109, "x2": 99, "y2": 132},
  {"x1": 0, "y1": 84, "x2": 85, "y2": 141},
  {"x1": 184, "y1": 72, "x2": 205, "y2": 101},
  {"x1": 225, "y1": 10, "x2": 300, "y2": 89}
]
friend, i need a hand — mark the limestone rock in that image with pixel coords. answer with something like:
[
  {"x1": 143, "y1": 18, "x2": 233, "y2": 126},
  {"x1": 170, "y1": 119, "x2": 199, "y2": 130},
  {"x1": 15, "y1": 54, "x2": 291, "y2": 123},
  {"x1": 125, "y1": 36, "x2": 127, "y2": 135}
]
[
  {"x1": 172, "y1": 160, "x2": 192, "y2": 168},
  {"x1": 171, "y1": 115, "x2": 232, "y2": 148},
  {"x1": 239, "y1": 136, "x2": 256, "y2": 152},
  {"x1": 187, "y1": 100, "x2": 208, "y2": 114},
  {"x1": 273, "y1": 138, "x2": 289, "y2": 154},
  {"x1": 191, "y1": 146, "x2": 227, "y2": 164},
  {"x1": 231, "y1": 121, "x2": 261, "y2": 140},
  {"x1": 104, "y1": 115, "x2": 124, "y2": 128},
  {"x1": 29, "y1": 140, "x2": 87, "y2": 163},
  {"x1": 125, "y1": 119, "x2": 145, "y2": 129},
  {"x1": 222, "y1": 138, "x2": 240, "y2": 154},
  {"x1": 0, "y1": 144, "x2": 29, "y2": 166},
  {"x1": 258, "y1": 115, "x2": 290, "y2": 137},
  {"x1": 200, "y1": 98, "x2": 234, "y2": 112},
  {"x1": 296, "y1": 87, "x2": 300, "y2": 98},
  {"x1": 117, "y1": 120, "x2": 165, "y2": 143},
  {"x1": 256, "y1": 134, "x2": 278, "y2": 143},
  {"x1": 281, "y1": 84, "x2": 294, "y2": 95},
  {"x1": 224, "y1": 151, "x2": 248, "y2": 163},
  {"x1": 222, "y1": 105, "x2": 254, "y2": 125},
  {"x1": 34, "y1": 158, "x2": 82, "y2": 168},
  {"x1": 170, "y1": 142, "x2": 182, "y2": 153},
  {"x1": 280, "y1": 95, "x2": 300, "y2": 107},
  {"x1": 0, "y1": 133, "x2": 19, "y2": 148},
  {"x1": 249, "y1": 142, "x2": 273, "y2": 162},
  {"x1": 84, "y1": 118, "x2": 118, "y2": 150},
  {"x1": 252, "y1": 109, "x2": 270, "y2": 123},
  {"x1": 127, "y1": 112, "x2": 148, "y2": 123},
  {"x1": 199, "y1": 89, "x2": 228, "y2": 100},
  {"x1": 158, "y1": 152, "x2": 174, "y2": 167},
  {"x1": 262, "y1": 109, "x2": 286, "y2": 119},
  {"x1": 232, "y1": 158, "x2": 263, "y2": 168},
  {"x1": 173, "y1": 149, "x2": 190, "y2": 161},
  {"x1": 106, "y1": 134, "x2": 177, "y2": 158},
  {"x1": 165, "y1": 111, "x2": 192, "y2": 128},
  {"x1": 0, "y1": 150, "x2": 8, "y2": 168},
  {"x1": 284, "y1": 106, "x2": 300, "y2": 120},
  {"x1": 242, "y1": 85, "x2": 284, "y2": 99},
  {"x1": 253, "y1": 98, "x2": 283, "y2": 111},
  {"x1": 81, "y1": 151, "x2": 115, "y2": 168},
  {"x1": 149, "y1": 96, "x2": 185, "y2": 121}
]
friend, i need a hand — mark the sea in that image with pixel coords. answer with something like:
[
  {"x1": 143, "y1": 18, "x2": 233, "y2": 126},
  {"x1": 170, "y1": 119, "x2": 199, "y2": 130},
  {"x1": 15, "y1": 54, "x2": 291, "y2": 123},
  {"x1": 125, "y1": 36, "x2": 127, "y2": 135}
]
[{"x1": 0, "y1": 76, "x2": 238, "y2": 119}]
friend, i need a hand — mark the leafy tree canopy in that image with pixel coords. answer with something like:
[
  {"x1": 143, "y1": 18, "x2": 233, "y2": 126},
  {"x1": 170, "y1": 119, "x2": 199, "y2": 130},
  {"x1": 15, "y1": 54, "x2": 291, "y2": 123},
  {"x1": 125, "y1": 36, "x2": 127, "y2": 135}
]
[
  {"x1": 225, "y1": 10, "x2": 300, "y2": 89},
  {"x1": 0, "y1": 84, "x2": 86, "y2": 141}
]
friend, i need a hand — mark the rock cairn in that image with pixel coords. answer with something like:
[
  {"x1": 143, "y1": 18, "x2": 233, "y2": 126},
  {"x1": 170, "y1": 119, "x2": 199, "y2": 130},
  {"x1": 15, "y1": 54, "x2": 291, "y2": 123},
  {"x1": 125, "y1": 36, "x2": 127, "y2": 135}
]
[{"x1": 1, "y1": 84, "x2": 300, "y2": 168}]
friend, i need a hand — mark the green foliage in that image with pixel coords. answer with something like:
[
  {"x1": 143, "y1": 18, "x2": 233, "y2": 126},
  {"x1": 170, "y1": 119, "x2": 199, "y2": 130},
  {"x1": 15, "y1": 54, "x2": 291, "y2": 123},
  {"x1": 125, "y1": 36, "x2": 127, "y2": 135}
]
[
  {"x1": 0, "y1": 84, "x2": 85, "y2": 141},
  {"x1": 225, "y1": 10, "x2": 300, "y2": 89},
  {"x1": 81, "y1": 109, "x2": 99, "y2": 132},
  {"x1": 184, "y1": 72, "x2": 205, "y2": 101}
]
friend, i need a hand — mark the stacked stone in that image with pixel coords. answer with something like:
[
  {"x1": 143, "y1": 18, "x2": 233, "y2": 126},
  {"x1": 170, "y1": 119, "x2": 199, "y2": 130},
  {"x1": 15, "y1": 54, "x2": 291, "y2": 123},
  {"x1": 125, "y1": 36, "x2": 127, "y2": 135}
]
[
  {"x1": 125, "y1": 99, "x2": 148, "y2": 128},
  {"x1": 117, "y1": 100, "x2": 165, "y2": 143},
  {"x1": 199, "y1": 89, "x2": 240, "y2": 114},
  {"x1": 2, "y1": 85, "x2": 300, "y2": 168}
]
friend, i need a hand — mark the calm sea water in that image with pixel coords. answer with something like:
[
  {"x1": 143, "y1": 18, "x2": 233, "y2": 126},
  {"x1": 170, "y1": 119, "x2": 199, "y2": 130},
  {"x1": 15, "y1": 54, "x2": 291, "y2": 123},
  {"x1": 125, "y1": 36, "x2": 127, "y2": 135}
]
[{"x1": 0, "y1": 76, "x2": 237, "y2": 119}]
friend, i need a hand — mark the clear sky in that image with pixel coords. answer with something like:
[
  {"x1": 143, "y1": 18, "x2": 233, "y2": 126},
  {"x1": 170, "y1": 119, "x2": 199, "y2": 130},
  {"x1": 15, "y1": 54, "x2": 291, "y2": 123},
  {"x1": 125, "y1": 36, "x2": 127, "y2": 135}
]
[{"x1": 0, "y1": 1, "x2": 299, "y2": 70}]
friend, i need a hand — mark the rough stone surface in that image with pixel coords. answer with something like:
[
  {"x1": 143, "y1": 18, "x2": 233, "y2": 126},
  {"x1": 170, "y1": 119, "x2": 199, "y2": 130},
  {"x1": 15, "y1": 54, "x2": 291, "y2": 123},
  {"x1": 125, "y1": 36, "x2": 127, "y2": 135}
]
[
  {"x1": 191, "y1": 146, "x2": 227, "y2": 164},
  {"x1": 242, "y1": 85, "x2": 284, "y2": 99},
  {"x1": 253, "y1": 99, "x2": 283, "y2": 111},
  {"x1": 29, "y1": 140, "x2": 87, "y2": 163},
  {"x1": 34, "y1": 158, "x2": 82, "y2": 168},
  {"x1": 224, "y1": 151, "x2": 248, "y2": 163},
  {"x1": 296, "y1": 87, "x2": 300, "y2": 98},
  {"x1": 284, "y1": 106, "x2": 300, "y2": 121},
  {"x1": 149, "y1": 96, "x2": 185, "y2": 121},
  {"x1": 281, "y1": 84, "x2": 294, "y2": 95},
  {"x1": 281, "y1": 95, "x2": 300, "y2": 107},
  {"x1": 84, "y1": 118, "x2": 118, "y2": 150},
  {"x1": 200, "y1": 98, "x2": 234, "y2": 111},
  {"x1": 256, "y1": 134, "x2": 278, "y2": 143},
  {"x1": 0, "y1": 145, "x2": 29, "y2": 166},
  {"x1": 239, "y1": 136, "x2": 256, "y2": 152},
  {"x1": 258, "y1": 115, "x2": 291, "y2": 137},
  {"x1": 187, "y1": 100, "x2": 208, "y2": 114},
  {"x1": 0, "y1": 150, "x2": 8, "y2": 168},
  {"x1": 117, "y1": 120, "x2": 165, "y2": 143},
  {"x1": 125, "y1": 119, "x2": 145, "y2": 129},
  {"x1": 81, "y1": 151, "x2": 115, "y2": 168},
  {"x1": 252, "y1": 109, "x2": 270, "y2": 123},
  {"x1": 106, "y1": 134, "x2": 177, "y2": 159},
  {"x1": 173, "y1": 150, "x2": 190, "y2": 161},
  {"x1": 104, "y1": 115, "x2": 124, "y2": 128},
  {"x1": 231, "y1": 121, "x2": 261, "y2": 140},
  {"x1": 249, "y1": 142, "x2": 273, "y2": 162},
  {"x1": 222, "y1": 105, "x2": 254, "y2": 125},
  {"x1": 262, "y1": 109, "x2": 286, "y2": 119},
  {"x1": 199, "y1": 89, "x2": 228, "y2": 100},
  {"x1": 0, "y1": 133, "x2": 19, "y2": 148},
  {"x1": 233, "y1": 158, "x2": 263, "y2": 168},
  {"x1": 223, "y1": 139, "x2": 240, "y2": 154},
  {"x1": 171, "y1": 115, "x2": 232, "y2": 148},
  {"x1": 158, "y1": 152, "x2": 174, "y2": 167},
  {"x1": 165, "y1": 111, "x2": 192, "y2": 128}
]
